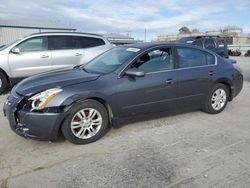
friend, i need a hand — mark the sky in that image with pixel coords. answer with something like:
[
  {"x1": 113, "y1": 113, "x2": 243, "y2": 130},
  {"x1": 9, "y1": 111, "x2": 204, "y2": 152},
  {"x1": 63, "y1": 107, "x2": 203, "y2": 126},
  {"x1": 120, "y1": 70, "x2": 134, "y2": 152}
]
[{"x1": 0, "y1": 0, "x2": 250, "y2": 40}]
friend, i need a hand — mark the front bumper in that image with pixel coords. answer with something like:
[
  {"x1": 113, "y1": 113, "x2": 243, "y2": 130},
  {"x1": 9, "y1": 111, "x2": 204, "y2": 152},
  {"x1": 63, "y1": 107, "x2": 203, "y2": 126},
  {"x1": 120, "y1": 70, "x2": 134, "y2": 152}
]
[{"x1": 3, "y1": 91, "x2": 66, "y2": 141}]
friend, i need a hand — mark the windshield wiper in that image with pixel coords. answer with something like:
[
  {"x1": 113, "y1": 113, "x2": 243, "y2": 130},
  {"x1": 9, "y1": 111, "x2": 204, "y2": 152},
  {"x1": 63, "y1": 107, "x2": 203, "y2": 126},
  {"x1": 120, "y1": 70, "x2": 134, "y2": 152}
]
[
  {"x1": 82, "y1": 67, "x2": 89, "y2": 73},
  {"x1": 73, "y1": 65, "x2": 81, "y2": 69}
]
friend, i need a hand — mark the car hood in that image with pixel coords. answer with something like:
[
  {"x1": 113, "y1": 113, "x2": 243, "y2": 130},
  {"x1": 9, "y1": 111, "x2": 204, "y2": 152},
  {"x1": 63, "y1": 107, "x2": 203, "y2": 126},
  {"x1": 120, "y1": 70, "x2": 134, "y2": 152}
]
[{"x1": 15, "y1": 68, "x2": 100, "y2": 96}]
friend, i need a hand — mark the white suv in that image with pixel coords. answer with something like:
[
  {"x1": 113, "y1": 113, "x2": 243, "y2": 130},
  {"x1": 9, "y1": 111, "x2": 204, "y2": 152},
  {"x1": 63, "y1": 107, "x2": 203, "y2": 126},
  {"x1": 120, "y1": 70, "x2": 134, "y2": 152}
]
[{"x1": 0, "y1": 32, "x2": 113, "y2": 93}]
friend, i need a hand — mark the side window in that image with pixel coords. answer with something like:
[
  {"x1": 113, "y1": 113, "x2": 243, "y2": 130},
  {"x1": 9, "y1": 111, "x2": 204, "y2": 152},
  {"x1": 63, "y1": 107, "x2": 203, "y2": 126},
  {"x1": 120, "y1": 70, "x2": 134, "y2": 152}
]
[
  {"x1": 177, "y1": 47, "x2": 215, "y2": 68},
  {"x1": 49, "y1": 36, "x2": 78, "y2": 50},
  {"x1": 206, "y1": 53, "x2": 216, "y2": 65},
  {"x1": 131, "y1": 48, "x2": 174, "y2": 73},
  {"x1": 204, "y1": 38, "x2": 216, "y2": 50},
  {"x1": 78, "y1": 37, "x2": 105, "y2": 48},
  {"x1": 216, "y1": 38, "x2": 226, "y2": 48},
  {"x1": 193, "y1": 40, "x2": 203, "y2": 48},
  {"x1": 17, "y1": 37, "x2": 48, "y2": 52}
]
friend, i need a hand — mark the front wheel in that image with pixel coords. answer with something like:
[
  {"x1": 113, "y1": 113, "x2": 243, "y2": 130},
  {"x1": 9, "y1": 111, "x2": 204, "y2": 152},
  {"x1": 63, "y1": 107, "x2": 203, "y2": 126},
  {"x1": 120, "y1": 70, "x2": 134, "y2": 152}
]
[
  {"x1": 203, "y1": 84, "x2": 229, "y2": 114},
  {"x1": 61, "y1": 100, "x2": 109, "y2": 144}
]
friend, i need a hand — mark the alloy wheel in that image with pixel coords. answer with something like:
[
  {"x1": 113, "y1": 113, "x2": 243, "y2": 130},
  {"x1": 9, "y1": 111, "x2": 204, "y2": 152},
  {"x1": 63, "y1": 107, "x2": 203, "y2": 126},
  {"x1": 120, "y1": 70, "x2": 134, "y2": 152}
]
[
  {"x1": 70, "y1": 108, "x2": 103, "y2": 139},
  {"x1": 211, "y1": 88, "x2": 227, "y2": 111}
]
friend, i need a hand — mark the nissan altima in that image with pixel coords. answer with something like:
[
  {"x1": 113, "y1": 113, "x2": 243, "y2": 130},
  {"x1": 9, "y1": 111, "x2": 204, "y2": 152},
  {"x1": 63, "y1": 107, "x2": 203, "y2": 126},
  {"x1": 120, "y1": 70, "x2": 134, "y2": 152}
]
[{"x1": 3, "y1": 42, "x2": 243, "y2": 144}]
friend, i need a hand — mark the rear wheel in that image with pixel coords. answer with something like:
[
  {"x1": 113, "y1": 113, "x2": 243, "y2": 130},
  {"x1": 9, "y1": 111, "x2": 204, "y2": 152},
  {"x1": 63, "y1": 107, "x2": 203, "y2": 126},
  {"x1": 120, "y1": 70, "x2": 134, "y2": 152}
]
[
  {"x1": 61, "y1": 100, "x2": 109, "y2": 144},
  {"x1": 0, "y1": 72, "x2": 8, "y2": 94},
  {"x1": 203, "y1": 84, "x2": 229, "y2": 114}
]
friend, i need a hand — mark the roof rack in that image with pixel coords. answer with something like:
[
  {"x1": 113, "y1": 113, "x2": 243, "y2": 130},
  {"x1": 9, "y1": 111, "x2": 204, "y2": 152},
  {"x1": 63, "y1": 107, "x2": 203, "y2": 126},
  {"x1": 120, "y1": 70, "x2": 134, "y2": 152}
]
[{"x1": 29, "y1": 31, "x2": 103, "y2": 37}]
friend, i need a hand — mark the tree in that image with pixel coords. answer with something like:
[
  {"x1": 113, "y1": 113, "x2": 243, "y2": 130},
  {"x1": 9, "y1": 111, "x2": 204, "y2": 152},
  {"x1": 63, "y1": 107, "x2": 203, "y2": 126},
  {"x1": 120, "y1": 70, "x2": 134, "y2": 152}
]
[{"x1": 179, "y1": 26, "x2": 191, "y2": 34}]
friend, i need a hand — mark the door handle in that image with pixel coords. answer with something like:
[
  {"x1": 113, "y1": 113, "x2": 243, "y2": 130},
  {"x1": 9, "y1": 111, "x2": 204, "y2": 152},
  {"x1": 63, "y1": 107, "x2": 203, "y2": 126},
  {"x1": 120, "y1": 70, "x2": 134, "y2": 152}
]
[
  {"x1": 209, "y1": 71, "x2": 216, "y2": 76},
  {"x1": 166, "y1": 79, "x2": 175, "y2": 85},
  {"x1": 75, "y1": 53, "x2": 82, "y2": 56},
  {"x1": 41, "y1": 55, "x2": 49, "y2": 58}
]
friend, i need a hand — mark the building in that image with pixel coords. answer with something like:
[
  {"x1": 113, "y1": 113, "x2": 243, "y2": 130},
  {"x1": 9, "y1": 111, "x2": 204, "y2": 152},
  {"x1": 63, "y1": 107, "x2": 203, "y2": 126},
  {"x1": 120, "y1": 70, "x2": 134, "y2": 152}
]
[
  {"x1": 157, "y1": 26, "x2": 250, "y2": 45},
  {"x1": 102, "y1": 33, "x2": 143, "y2": 45},
  {"x1": 0, "y1": 20, "x2": 76, "y2": 45},
  {"x1": 158, "y1": 32, "x2": 205, "y2": 42}
]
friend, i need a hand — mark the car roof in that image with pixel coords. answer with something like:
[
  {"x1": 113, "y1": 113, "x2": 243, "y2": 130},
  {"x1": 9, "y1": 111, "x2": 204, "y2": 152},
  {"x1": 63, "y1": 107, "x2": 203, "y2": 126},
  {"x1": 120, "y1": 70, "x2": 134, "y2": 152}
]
[
  {"x1": 179, "y1": 35, "x2": 222, "y2": 42},
  {"x1": 121, "y1": 41, "x2": 195, "y2": 50},
  {"x1": 29, "y1": 32, "x2": 104, "y2": 38}
]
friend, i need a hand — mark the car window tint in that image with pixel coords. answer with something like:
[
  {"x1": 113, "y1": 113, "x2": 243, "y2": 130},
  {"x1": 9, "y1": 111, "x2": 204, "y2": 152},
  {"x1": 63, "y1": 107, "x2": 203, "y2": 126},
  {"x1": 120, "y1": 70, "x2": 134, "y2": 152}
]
[
  {"x1": 17, "y1": 37, "x2": 48, "y2": 52},
  {"x1": 177, "y1": 47, "x2": 215, "y2": 68},
  {"x1": 206, "y1": 53, "x2": 215, "y2": 65},
  {"x1": 49, "y1": 36, "x2": 78, "y2": 50},
  {"x1": 193, "y1": 40, "x2": 203, "y2": 48},
  {"x1": 132, "y1": 48, "x2": 174, "y2": 73},
  {"x1": 216, "y1": 38, "x2": 226, "y2": 48},
  {"x1": 204, "y1": 38, "x2": 216, "y2": 49},
  {"x1": 77, "y1": 37, "x2": 105, "y2": 48}
]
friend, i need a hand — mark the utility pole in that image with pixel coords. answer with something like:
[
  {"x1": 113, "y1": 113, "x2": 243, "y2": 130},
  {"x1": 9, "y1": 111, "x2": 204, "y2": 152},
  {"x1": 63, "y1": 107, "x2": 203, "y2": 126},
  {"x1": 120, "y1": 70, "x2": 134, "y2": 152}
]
[
  {"x1": 126, "y1": 30, "x2": 131, "y2": 37},
  {"x1": 144, "y1": 28, "x2": 147, "y2": 42}
]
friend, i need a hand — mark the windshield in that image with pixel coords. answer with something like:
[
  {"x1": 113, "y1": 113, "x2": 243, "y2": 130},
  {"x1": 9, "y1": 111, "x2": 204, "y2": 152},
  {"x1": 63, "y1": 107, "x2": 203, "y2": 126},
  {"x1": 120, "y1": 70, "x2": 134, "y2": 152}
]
[
  {"x1": 0, "y1": 38, "x2": 22, "y2": 51},
  {"x1": 82, "y1": 47, "x2": 140, "y2": 74}
]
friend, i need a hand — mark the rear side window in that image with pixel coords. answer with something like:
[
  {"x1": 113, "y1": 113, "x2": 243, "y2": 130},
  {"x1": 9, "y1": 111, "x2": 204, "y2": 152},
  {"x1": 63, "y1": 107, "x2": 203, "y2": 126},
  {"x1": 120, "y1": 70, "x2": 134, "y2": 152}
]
[
  {"x1": 177, "y1": 47, "x2": 215, "y2": 68},
  {"x1": 193, "y1": 40, "x2": 203, "y2": 48},
  {"x1": 49, "y1": 36, "x2": 78, "y2": 50},
  {"x1": 204, "y1": 38, "x2": 216, "y2": 50},
  {"x1": 77, "y1": 37, "x2": 105, "y2": 48},
  {"x1": 17, "y1": 37, "x2": 48, "y2": 52}
]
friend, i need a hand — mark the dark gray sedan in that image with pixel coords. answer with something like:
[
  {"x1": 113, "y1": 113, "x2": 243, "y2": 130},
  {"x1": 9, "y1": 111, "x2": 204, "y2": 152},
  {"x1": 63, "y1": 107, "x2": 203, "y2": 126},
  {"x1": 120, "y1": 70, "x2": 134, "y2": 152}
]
[{"x1": 3, "y1": 42, "x2": 243, "y2": 144}]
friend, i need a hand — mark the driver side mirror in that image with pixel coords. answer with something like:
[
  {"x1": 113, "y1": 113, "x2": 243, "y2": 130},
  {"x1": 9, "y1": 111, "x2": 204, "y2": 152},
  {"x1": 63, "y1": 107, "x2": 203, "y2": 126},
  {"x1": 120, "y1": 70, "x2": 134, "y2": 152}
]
[
  {"x1": 125, "y1": 68, "x2": 145, "y2": 77},
  {"x1": 11, "y1": 47, "x2": 20, "y2": 54}
]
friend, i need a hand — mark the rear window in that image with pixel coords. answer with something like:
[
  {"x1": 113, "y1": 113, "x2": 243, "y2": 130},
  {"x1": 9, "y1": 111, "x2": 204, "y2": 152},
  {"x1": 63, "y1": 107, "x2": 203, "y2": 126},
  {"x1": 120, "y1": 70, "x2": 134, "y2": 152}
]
[{"x1": 77, "y1": 36, "x2": 105, "y2": 48}]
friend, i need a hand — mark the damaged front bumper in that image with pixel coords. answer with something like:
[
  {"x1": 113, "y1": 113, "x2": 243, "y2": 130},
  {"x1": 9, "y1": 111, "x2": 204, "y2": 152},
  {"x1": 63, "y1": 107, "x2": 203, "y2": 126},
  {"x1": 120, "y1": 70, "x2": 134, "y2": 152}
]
[{"x1": 3, "y1": 90, "x2": 66, "y2": 141}]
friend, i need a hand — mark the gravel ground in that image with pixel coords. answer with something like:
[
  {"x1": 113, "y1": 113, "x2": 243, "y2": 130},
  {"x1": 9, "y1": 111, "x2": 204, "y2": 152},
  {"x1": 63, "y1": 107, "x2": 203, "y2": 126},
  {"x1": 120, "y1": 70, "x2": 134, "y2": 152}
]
[{"x1": 0, "y1": 57, "x2": 250, "y2": 188}]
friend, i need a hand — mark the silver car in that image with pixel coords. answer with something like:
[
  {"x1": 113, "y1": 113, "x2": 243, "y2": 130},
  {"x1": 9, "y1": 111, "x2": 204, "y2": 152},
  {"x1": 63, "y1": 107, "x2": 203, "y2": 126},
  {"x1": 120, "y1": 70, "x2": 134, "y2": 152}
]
[{"x1": 0, "y1": 32, "x2": 112, "y2": 93}]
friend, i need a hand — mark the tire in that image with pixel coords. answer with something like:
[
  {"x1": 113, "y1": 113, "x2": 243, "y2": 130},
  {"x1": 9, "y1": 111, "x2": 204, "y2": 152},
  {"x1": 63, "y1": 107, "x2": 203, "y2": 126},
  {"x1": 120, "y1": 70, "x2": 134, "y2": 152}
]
[
  {"x1": 0, "y1": 71, "x2": 8, "y2": 94},
  {"x1": 203, "y1": 84, "x2": 229, "y2": 114},
  {"x1": 61, "y1": 100, "x2": 109, "y2": 144}
]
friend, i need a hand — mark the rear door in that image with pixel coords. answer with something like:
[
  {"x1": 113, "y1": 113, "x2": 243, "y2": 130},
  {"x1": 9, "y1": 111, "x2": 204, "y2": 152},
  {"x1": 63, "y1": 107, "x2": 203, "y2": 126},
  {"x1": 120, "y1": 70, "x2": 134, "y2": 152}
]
[
  {"x1": 175, "y1": 46, "x2": 217, "y2": 108},
  {"x1": 78, "y1": 36, "x2": 109, "y2": 64},
  {"x1": 8, "y1": 36, "x2": 52, "y2": 77},
  {"x1": 49, "y1": 36, "x2": 84, "y2": 70}
]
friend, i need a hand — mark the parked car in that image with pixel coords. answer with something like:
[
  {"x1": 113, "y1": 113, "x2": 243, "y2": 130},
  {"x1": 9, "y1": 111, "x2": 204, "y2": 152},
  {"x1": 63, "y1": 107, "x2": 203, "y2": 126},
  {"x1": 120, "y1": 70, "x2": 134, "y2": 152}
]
[
  {"x1": 244, "y1": 50, "x2": 250, "y2": 57},
  {"x1": 3, "y1": 42, "x2": 243, "y2": 144},
  {"x1": 178, "y1": 36, "x2": 229, "y2": 58},
  {"x1": 228, "y1": 49, "x2": 241, "y2": 56},
  {"x1": 0, "y1": 32, "x2": 112, "y2": 94}
]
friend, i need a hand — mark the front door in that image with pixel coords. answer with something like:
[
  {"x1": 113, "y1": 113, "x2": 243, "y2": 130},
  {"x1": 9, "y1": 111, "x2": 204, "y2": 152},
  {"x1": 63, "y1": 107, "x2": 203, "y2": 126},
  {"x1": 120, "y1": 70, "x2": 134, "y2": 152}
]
[
  {"x1": 8, "y1": 36, "x2": 52, "y2": 78},
  {"x1": 115, "y1": 47, "x2": 178, "y2": 117}
]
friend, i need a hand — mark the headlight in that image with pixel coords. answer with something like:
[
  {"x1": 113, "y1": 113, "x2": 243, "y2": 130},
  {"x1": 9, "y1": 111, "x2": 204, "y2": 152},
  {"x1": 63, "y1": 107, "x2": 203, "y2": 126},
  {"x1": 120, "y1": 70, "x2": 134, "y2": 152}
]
[{"x1": 29, "y1": 88, "x2": 63, "y2": 111}]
